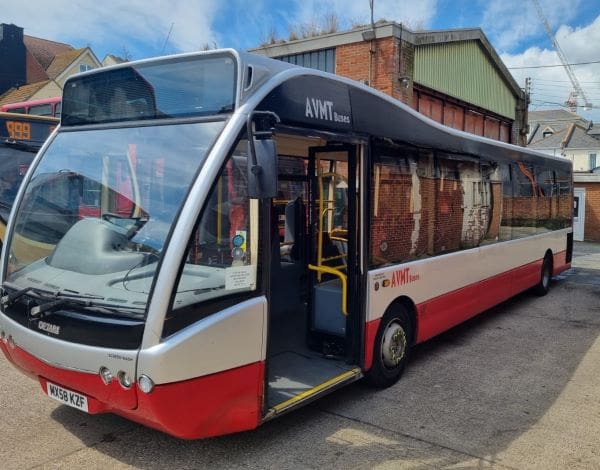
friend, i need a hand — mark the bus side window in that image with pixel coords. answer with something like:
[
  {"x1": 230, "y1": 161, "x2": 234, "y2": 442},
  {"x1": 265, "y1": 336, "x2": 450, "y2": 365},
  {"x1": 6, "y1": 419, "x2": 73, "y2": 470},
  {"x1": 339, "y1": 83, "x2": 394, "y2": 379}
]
[{"x1": 166, "y1": 138, "x2": 260, "y2": 337}]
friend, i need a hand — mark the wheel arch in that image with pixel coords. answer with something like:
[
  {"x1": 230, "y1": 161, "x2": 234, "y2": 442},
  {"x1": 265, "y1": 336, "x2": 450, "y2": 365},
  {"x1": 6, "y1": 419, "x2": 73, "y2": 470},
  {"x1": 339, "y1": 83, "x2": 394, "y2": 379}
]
[{"x1": 544, "y1": 248, "x2": 554, "y2": 266}]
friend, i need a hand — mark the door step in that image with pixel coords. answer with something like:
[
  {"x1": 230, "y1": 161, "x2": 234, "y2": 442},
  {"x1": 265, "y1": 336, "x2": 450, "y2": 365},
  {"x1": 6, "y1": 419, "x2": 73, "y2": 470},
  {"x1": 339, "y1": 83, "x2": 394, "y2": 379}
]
[{"x1": 264, "y1": 367, "x2": 362, "y2": 420}]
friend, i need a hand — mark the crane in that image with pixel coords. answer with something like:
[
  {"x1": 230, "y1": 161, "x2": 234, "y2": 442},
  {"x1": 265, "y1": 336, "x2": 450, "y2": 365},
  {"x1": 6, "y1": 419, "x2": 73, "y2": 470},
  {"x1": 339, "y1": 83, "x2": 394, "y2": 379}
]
[{"x1": 531, "y1": 0, "x2": 592, "y2": 111}]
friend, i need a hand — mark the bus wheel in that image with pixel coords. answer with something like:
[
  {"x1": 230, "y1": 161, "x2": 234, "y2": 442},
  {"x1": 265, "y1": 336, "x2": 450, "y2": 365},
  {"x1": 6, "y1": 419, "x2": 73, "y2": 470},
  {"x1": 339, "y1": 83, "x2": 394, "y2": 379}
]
[
  {"x1": 533, "y1": 254, "x2": 552, "y2": 296},
  {"x1": 366, "y1": 306, "x2": 412, "y2": 388}
]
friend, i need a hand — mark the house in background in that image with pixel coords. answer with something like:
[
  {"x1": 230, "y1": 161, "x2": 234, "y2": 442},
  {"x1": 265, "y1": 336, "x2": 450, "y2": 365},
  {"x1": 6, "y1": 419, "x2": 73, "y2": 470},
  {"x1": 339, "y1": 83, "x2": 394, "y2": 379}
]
[
  {"x1": 0, "y1": 23, "x2": 101, "y2": 109},
  {"x1": 528, "y1": 109, "x2": 599, "y2": 172},
  {"x1": 527, "y1": 108, "x2": 600, "y2": 242},
  {"x1": 251, "y1": 21, "x2": 528, "y2": 146},
  {"x1": 101, "y1": 54, "x2": 128, "y2": 67}
]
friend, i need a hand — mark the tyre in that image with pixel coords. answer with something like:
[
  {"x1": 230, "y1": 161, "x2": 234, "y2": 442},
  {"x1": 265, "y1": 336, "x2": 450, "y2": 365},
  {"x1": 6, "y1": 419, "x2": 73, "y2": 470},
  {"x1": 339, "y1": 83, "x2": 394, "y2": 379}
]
[
  {"x1": 533, "y1": 254, "x2": 552, "y2": 296},
  {"x1": 365, "y1": 305, "x2": 413, "y2": 388}
]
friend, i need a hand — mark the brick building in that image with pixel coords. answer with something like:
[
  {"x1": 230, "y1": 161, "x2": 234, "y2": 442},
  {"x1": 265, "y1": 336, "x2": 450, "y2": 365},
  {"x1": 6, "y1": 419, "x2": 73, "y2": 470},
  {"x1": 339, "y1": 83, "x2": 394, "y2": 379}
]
[
  {"x1": 573, "y1": 172, "x2": 600, "y2": 242},
  {"x1": 251, "y1": 22, "x2": 528, "y2": 146}
]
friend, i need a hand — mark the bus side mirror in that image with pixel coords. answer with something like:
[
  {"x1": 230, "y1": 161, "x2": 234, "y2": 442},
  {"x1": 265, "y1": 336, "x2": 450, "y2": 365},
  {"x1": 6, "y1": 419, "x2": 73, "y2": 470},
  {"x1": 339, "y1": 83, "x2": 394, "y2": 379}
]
[
  {"x1": 247, "y1": 111, "x2": 280, "y2": 199},
  {"x1": 247, "y1": 138, "x2": 278, "y2": 199}
]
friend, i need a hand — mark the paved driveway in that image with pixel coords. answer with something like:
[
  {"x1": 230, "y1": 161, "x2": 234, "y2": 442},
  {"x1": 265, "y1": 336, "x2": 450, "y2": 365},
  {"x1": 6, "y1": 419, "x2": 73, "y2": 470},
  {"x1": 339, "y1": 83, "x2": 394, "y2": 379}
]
[{"x1": 1, "y1": 242, "x2": 599, "y2": 469}]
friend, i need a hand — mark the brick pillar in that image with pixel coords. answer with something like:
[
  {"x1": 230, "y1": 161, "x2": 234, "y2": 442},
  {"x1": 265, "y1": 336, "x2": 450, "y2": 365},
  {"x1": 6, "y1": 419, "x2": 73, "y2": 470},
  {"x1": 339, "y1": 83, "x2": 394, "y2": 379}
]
[
  {"x1": 336, "y1": 37, "x2": 409, "y2": 101},
  {"x1": 395, "y1": 38, "x2": 414, "y2": 106}
]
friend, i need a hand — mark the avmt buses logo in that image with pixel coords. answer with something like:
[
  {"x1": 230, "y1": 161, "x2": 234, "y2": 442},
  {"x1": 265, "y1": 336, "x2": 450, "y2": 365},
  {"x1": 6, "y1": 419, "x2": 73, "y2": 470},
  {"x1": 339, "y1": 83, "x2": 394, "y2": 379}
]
[
  {"x1": 390, "y1": 268, "x2": 420, "y2": 287},
  {"x1": 305, "y1": 97, "x2": 350, "y2": 124}
]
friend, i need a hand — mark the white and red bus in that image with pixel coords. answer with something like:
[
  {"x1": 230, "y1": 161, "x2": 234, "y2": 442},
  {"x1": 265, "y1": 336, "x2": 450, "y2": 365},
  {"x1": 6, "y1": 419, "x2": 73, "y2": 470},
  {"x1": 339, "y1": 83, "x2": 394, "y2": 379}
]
[
  {"x1": 0, "y1": 50, "x2": 572, "y2": 439},
  {"x1": 1, "y1": 97, "x2": 62, "y2": 118}
]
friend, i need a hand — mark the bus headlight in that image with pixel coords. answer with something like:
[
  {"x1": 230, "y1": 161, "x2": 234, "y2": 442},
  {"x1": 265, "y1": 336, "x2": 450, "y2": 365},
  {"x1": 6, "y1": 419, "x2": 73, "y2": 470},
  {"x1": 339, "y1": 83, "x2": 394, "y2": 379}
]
[
  {"x1": 99, "y1": 367, "x2": 113, "y2": 385},
  {"x1": 117, "y1": 371, "x2": 132, "y2": 389},
  {"x1": 7, "y1": 335, "x2": 15, "y2": 349},
  {"x1": 0, "y1": 331, "x2": 6, "y2": 343},
  {"x1": 138, "y1": 375, "x2": 155, "y2": 394}
]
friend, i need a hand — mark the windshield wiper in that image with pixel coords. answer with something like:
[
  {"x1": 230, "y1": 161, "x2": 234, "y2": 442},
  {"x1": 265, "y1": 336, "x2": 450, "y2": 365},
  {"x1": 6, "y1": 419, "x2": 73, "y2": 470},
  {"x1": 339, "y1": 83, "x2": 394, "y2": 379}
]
[
  {"x1": 2, "y1": 282, "x2": 144, "y2": 319},
  {"x1": 1, "y1": 286, "x2": 34, "y2": 308},
  {"x1": 30, "y1": 295, "x2": 145, "y2": 319},
  {"x1": 1, "y1": 282, "x2": 101, "y2": 309}
]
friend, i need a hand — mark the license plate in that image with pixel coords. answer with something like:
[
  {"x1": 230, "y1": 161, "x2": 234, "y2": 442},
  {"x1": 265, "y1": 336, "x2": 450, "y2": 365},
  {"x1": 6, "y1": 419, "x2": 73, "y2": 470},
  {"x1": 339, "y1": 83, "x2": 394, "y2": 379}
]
[{"x1": 46, "y1": 381, "x2": 89, "y2": 412}]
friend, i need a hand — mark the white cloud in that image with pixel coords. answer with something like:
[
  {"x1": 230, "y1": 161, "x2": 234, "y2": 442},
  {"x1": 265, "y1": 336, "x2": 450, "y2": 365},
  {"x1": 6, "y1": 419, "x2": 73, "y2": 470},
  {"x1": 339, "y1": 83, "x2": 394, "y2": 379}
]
[
  {"x1": 2, "y1": 0, "x2": 220, "y2": 59},
  {"x1": 482, "y1": 0, "x2": 581, "y2": 52},
  {"x1": 501, "y1": 15, "x2": 600, "y2": 122},
  {"x1": 291, "y1": 0, "x2": 438, "y2": 31}
]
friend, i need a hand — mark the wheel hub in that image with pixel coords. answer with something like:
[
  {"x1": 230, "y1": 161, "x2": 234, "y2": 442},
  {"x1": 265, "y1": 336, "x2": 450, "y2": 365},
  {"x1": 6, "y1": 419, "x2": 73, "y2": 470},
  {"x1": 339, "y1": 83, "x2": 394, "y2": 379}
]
[{"x1": 381, "y1": 321, "x2": 407, "y2": 368}]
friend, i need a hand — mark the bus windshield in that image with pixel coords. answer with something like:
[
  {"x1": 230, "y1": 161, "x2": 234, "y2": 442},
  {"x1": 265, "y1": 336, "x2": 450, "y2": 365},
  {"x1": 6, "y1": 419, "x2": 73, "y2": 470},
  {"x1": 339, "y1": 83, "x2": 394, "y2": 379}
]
[{"x1": 5, "y1": 120, "x2": 225, "y2": 313}]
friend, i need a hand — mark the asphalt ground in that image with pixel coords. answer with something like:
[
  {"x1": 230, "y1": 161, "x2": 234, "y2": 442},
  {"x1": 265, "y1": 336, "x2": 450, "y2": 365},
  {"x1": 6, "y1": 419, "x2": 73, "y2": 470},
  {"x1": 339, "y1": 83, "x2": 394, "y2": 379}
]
[{"x1": 1, "y1": 242, "x2": 599, "y2": 469}]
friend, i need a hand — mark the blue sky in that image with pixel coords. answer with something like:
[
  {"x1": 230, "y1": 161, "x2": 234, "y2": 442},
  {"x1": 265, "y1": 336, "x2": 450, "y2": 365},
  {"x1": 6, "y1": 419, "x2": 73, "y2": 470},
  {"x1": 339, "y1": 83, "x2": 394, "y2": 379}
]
[{"x1": 4, "y1": 0, "x2": 600, "y2": 121}]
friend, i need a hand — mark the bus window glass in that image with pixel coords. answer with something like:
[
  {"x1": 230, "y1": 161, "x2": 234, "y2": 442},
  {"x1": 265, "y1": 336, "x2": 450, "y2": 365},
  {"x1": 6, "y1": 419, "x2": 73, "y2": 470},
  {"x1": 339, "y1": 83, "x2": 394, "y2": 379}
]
[
  {"x1": 434, "y1": 154, "x2": 463, "y2": 253},
  {"x1": 499, "y1": 163, "x2": 513, "y2": 241},
  {"x1": 0, "y1": 147, "x2": 35, "y2": 222},
  {"x1": 536, "y1": 167, "x2": 554, "y2": 233},
  {"x1": 28, "y1": 104, "x2": 53, "y2": 116},
  {"x1": 167, "y1": 139, "x2": 259, "y2": 336},
  {"x1": 370, "y1": 143, "x2": 419, "y2": 267},
  {"x1": 62, "y1": 55, "x2": 236, "y2": 126},
  {"x1": 6, "y1": 121, "x2": 224, "y2": 312},
  {"x1": 556, "y1": 168, "x2": 572, "y2": 228},
  {"x1": 512, "y1": 163, "x2": 537, "y2": 238},
  {"x1": 479, "y1": 161, "x2": 501, "y2": 246}
]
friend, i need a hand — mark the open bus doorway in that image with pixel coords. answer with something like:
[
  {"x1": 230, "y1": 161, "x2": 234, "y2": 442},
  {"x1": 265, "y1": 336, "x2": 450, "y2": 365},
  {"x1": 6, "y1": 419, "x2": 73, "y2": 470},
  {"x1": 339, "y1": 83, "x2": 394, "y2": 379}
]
[{"x1": 266, "y1": 133, "x2": 362, "y2": 414}]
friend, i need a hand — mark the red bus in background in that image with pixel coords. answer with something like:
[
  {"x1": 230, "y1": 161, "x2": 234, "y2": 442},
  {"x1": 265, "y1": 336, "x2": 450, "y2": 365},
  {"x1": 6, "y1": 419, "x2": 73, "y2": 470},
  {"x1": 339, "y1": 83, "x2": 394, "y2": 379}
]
[{"x1": 0, "y1": 97, "x2": 62, "y2": 118}]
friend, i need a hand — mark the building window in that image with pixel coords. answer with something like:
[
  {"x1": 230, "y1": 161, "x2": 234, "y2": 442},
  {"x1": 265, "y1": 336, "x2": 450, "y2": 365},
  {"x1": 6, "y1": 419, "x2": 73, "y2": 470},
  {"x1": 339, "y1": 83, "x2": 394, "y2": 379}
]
[
  {"x1": 542, "y1": 126, "x2": 554, "y2": 138},
  {"x1": 590, "y1": 153, "x2": 597, "y2": 170},
  {"x1": 79, "y1": 64, "x2": 94, "y2": 73},
  {"x1": 277, "y1": 48, "x2": 335, "y2": 74}
]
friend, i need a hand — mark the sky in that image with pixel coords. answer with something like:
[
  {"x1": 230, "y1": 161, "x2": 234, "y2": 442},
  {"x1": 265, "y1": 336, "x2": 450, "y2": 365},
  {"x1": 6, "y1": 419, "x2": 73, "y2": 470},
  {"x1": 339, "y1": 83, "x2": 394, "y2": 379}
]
[{"x1": 4, "y1": 0, "x2": 600, "y2": 122}]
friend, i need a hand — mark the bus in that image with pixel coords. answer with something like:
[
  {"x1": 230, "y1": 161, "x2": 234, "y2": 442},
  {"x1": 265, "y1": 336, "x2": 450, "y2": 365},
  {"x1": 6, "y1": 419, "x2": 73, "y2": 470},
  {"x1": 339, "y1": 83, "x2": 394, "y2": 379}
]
[
  {"x1": 0, "y1": 112, "x2": 58, "y2": 244},
  {"x1": 0, "y1": 50, "x2": 572, "y2": 439},
  {"x1": 1, "y1": 97, "x2": 62, "y2": 118}
]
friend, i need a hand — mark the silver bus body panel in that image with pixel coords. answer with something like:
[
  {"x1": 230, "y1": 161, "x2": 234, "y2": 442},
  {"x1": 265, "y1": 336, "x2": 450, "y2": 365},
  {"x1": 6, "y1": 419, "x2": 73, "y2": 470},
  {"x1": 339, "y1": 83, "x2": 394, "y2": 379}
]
[
  {"x1": 0, "y1": 312, "x2": 136, "y2": 375},
  {"x1": 138, "y1": 297, "x2": 267, "y2": 385}
]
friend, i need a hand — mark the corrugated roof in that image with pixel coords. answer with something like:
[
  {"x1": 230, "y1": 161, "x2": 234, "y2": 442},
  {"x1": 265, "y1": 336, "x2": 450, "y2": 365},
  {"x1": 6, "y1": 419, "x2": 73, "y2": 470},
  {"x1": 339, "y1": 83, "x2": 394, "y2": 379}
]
[
  {"x1": 414, "y1": 40, "x2": 517, "y2": 119},
  {"x1": 0, "y1": 80, "x2": 50, "y2": 105},
  {"x1": 46, "y1": 48, "x2": 86, "y2": 79}
]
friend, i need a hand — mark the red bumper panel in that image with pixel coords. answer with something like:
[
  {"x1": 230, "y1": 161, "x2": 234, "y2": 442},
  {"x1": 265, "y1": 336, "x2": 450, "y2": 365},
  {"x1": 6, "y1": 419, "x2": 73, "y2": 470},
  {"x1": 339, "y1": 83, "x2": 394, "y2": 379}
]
[
  {"x1": 1, "y1": 341, "x2": 264, "y2": 439},
  {"x1": 116, "y1": 362, "x2": 265, "y2": 439},
  {"x1": 2, "y1": 342, "x2": 137, "y2": 411}
]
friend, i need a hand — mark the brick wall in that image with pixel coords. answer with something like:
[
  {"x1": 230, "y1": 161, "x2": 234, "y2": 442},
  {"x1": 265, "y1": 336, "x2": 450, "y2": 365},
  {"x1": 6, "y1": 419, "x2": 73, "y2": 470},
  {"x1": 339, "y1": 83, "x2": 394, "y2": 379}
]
[
  {"x1": 336, "y1": 37, "x2": 400, "y2": 97},
  {"x1": 576, "y1": 183, "x2": 600, "y2": 242},
  {"x1": 335, "y1": 37, "x2": 518, "y2": 144}
]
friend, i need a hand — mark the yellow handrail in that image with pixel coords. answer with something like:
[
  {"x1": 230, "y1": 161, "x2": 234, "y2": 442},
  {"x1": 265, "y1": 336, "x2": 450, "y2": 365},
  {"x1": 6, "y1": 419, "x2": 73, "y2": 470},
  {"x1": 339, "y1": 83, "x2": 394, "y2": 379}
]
[{"x1": 308, "y1": 264, "x2": 347, "y2": 315}]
